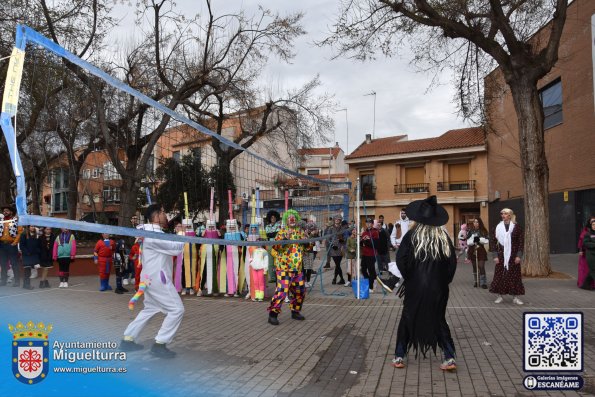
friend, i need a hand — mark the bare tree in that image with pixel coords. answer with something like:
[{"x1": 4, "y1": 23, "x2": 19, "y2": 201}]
[
  {"x1": 0, "y1": 0, "x2": 111, "y2": 213},
  {"x1": 322, "y1": 0, "x2": 568, "y2": 276},
  {"x1": 38, "y1": 0, "x2": 333, "y2": 226}
]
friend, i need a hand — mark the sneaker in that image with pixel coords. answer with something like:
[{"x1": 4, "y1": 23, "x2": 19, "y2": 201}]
[
  {"x1": 369, "y1": 289, "x2": 374, "y2": 294},
  {"x1": 392, "y1": 357, "x2": 405, "y2": 368},
  {"x1": 284, "y1": 297, "x2": 290, "y2": 303},
  {"x1": 114, "y1": 287, "x2": 126, "y2": 294},
  {"x1": 197, "y1": 290, "x2": 203, "y2": 297},
  {"x1": 150, "y1": 343, "x2": 176, "y2": 359},
  {"x1": 181, "y1": 289, "x2": 187, "y2": 296},
  {"x1": 189, "y1": 289, "x2": 195, "y2": 295},
  {"x1": 494, "y1": 295, "x2": 503, "y2": 304},
  {"x1": 344, "y1": 281, "x2": 351, "y2": 287},
  {"x1": 63, "y1": 282, "x2": 68, "y2": 288},
  {"x1": 59, "y1": 282, "x2": 64, "y2": 288},
  {"x1": 440, "y1": 358, "x2": 457, "y2": 371},
  {"x1": 119, "y1": 339, "x2": 144, "y2": 352},
  {"x1": 30, "y1": 269, "x2": 38, "y2": 279},
  {"x1": 123, "y1": 278, "x2": 129, "y2": 286},
  {"x1": 512, "y1": 297, "x2": 524, "y2": 305},
  {"x1": 305, "y1": 282, "x2": 311, "y2": 288}
]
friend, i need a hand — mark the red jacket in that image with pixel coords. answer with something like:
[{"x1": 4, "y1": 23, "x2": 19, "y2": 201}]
[
  {"x1": 360, "y1": 228, "x2": 379, "y2": 257},
  {"x1": 94, "y1": 239, "x2": 115, "y2": 263}
]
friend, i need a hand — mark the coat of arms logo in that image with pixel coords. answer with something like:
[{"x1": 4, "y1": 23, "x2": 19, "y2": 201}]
[{"x1": 8, "y1": 321, "x2": 52, "y2": 384}]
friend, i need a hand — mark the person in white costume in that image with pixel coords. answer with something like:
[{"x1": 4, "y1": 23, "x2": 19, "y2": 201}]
[
  {"x1": 390, "y1": 209, "x2": 411, "y2": 249},
  {"x1": 120, "y1": 204, "x2": 185, "y2": 359}
]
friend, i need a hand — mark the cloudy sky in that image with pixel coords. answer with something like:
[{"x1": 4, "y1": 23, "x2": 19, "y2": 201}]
[{"x1": 113, "y1": 0, "x2": 471, "y2": 154}]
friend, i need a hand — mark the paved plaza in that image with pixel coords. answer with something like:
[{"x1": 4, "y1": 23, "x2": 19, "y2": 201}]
[{"x1": 2, "y1": 253, "x2": 594, "y2": 396}]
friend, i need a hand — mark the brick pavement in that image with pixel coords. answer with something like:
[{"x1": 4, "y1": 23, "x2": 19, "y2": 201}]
[{"x1": 1, "y1": 253, "x2": 593, "y2": 396}]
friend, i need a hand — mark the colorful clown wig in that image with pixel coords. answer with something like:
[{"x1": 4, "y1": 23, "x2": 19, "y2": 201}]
[{"x1": 282, "y1": 209, "x2": 301, "y2": 226}]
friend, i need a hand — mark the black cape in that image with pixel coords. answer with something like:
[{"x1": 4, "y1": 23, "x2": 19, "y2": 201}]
[{"x1": 396, "y1": 230, "x2": 457, "y2": 357}]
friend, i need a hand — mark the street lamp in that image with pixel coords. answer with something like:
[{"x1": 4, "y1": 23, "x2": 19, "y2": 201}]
[
  {"x1": 364, "y1": 91, "x2": 376, "y2": 139},
  {"x1": 337, "y1": 108, "x2": 349, "y2": 154}
]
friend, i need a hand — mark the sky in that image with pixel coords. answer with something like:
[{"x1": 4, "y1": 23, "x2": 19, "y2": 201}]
[{"x1": 111, "y1": 0, "x2": 472, "y2": 155}]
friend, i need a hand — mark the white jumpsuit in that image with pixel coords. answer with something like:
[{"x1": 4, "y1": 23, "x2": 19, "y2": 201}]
[{"x1": 124, "y1": 224, "x2": 185, "y2": 344}]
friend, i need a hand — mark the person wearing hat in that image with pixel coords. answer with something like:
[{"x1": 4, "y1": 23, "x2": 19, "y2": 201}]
[
  {"x1": 392, "y1": 196, "x2": 457, "y2": 371},
  {"x1": 360, "y1": 218, "x2": 380, "y2": 293},
  {"x1": 0, "y1": 204, "x2": 23, "y2": 286}
]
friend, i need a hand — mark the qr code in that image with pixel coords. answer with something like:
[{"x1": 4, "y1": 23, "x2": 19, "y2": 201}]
[{"x1": 524, "y1": 313, "x2": 582, "y2": 371}]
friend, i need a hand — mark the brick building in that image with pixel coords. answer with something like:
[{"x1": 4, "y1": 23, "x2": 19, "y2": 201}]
[
  {"x1": 485, "y1": 0, "x2": 595, "y2": 253},
  {"x1": 345, "y1": 127, "x2": 488, "y2": 236}
]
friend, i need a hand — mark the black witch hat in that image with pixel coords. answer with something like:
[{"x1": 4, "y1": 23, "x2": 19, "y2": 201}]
[{"x1": 405, "y1": 195, "x2": 448, "y2": 226}]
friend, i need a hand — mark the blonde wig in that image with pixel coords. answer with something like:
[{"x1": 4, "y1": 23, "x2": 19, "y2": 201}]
[
  {"x1": 411, "y1": 223, "x2": 452, "y2": 262},
  {"x1": 500, "y1": 208, "x2": 517, "y2": 223}
]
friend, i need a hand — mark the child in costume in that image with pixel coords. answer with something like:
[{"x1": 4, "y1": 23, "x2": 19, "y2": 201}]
[
  {"x1": 53, "y1": 228, "x2": 76, "y2": 288},
  {"x1": 114, "y1": 237, "x2": 129, "y2": 294},
  {"x1": 38, "y1": 227, "x2": 55, "y2": 288},
  {"x1": 94, "y1": 233, "x2": 115, "y2": 291},
  {"x1": 267, "y1": 209, "x2": 312, "y2": 325},
  {"x1": 17, "y1": 226, "x2": 41, "y2": 290},
  {"x1": 129, "y1": 239, "x2": 141, "y2": 291}
]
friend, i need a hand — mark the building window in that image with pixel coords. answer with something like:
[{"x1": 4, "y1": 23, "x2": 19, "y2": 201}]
[
  {"x1": 81, "y1": 169, "x2": 91, "y2": 179},
  {"x1": 102, "y1": 186, "x2": 121, "y2": 203},
  {"x1": 51, "y1": 169, "x2": 69, "y2": 213},
  {"x1": 172, "y1": 151, "x2": 181, "y2": 163},
  {"x1": 360, "y1": 173, "x2": 376, "y2": 200},
  {"x1": 103, "y1": 162, "x2": 120, "y2": 180},
  {"x1": 92, "y1": 168, "x2": 100, "y2": 178},
  {"x1": 539, "y1": 78, "x2": 563, "y2": 129},
  {"x1": 307, "y1": 169, "x2": 320, "y2": 175}
]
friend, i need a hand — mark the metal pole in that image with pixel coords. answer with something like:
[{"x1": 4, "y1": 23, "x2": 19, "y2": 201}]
[
  {"x1": 364, "y1": 91, "x2": 377, "y2": 139},
  {"x1": 356, "y1": 178, "x2": 361, "y2": 299}
]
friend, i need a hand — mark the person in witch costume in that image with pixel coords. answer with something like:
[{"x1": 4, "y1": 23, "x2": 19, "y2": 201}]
[{"x1": 392, "y1": 195, "x2": 458, "y2": 371}]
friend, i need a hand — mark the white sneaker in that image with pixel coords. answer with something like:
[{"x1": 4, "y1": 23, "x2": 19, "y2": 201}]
[
  {"x1": 513, "y1": 297, "x2": 523, "y2": 305},
  {"x1": 181, "y1": 289, "x2": 187, "y2": 295},
  {"x1": 189, "y1": 288, "x2": 195, "y2": 295},
  {"x1": 494, "y1": 295, "x2": 503, "y2": 304},
  {"x1": 284, "y1": 297, "x2": 290, "y2": 303},
  {"x1": 30, "y1": 269, "x2": 38, "y2": 279},
  {"x1": 123, "y1": 278, "x2": 129, "y2": 286},
  {"x1": 369, "y1": 289, "x2": 374, "y2": 293},
  {"x1": 59, "y1": 282, "x2": 65, "y2": 288},
  {"x1": 344, "y1": 281, "x2": 351, "y2": 287},
  {"x1": 63, "y1": 282, "x2": 68, "y2": 288}
]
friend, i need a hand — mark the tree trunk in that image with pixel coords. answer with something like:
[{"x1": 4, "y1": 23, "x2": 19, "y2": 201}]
[
  {"x1": 509, "y1": 77, "x2": 551, "y2": 276},
  {"x1": 0, "y1": 150, "x2": 14, "y2": 205},
  {"x1": 67, "y1": 172, "x2": 79, "y2": 220},
  {"x1": 119, "y1": 156, "x2": 142, "y2": 227}
]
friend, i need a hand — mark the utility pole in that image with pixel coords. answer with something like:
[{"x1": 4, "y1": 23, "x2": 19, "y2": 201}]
[
  {"x1": 338, "y1": 108, "x2": 349, "y2": 154},
  {"x1": 364, "y1": 91, "x2": 376, "y2": 139}
]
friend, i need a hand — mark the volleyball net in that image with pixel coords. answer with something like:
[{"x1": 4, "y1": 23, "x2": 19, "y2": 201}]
[{"x1": 1, "y1": 25, "x2": 353, "y2": 248}]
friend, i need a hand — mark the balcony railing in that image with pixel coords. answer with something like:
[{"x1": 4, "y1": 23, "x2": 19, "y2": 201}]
[
  {"x1": 437, "y1": 180, "x2": 476, "y2": 191},
  {"x1": 361, "y1": 185, "x2": 376, "y2": 200},
  {"x1": 394, "y1": 183, "x2": 430, "y2": 194}
]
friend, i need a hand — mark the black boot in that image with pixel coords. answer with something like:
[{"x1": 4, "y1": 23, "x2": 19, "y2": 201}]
[
  {"x1": 44, "y1": 280, "x2": 51, "y2": 288},
  {"x1": 291, "y1": 311, "x2": 305, "y2": 321},
  {"x1": 268, "y1": 312, "x2": 279, "y2": 325},
  {"x1": 115, "y1": 276, "x2": 129, "y2": 294},
  {"x1": 39, "y1": 280, "x2": 45, "y2": 288},
  {"x1": 22, "y1": 279, "x2": 33, "y2": 290},
  {"x1": 150, "y1": 343, "x2": 176, "y2": 359}
]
